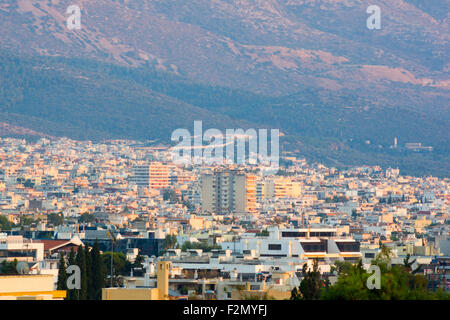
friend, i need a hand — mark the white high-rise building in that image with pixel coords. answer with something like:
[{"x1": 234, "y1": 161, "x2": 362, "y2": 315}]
[
  {"x1": 201, "y1": 169, "x2": 256, "y2": 214},
  {"x1": 132, "y1": 165, "x2": 151, "y2": 188}
]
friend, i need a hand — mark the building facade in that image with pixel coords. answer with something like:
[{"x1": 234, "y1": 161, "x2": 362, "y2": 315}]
[{"x1": 201, "y1": 169, "x2": 257, "y2": 215}]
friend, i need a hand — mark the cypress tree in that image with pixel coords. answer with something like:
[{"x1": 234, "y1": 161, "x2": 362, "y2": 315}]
[
  {"x1": 75, "y1": 245, "x2": 88, "y2": 300},
  {"x1": 56, "y1": 252, "x2": 68, "y2": 291},
  {"x1": 67, "y1": 247, "x2": 77, "y2": 300},
  {"x1": 91, "y1": 240, "x2": 105, "y2": 300},
  {"x1": 85, "y1": 244, "x2": 93, "y2": 300}
]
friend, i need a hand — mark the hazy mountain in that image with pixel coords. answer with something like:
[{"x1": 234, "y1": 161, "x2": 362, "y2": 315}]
[
  {"x1": 0, "y1": 0, "x2": 448, "y2": 176},
  {"x1": 1, "y1": 0, "x2": 448, "y2": 92}
]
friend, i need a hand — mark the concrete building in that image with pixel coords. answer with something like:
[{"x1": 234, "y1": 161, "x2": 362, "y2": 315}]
[
  {"x1": 221, "y1": 227, "x2": 361, "y2": 262},
  {"x1": 0, "y1": 234, "x2": 44, "y2": 262},
  {"x1": 201, "y1": 169, "x2": 257, "y2": 215},
  {"x1": 0, "y1": 275, "x2": 66, "y2": 300},
  {"x1": 149, "y1": 162, "x2": 170, "y2": 189},
  {"x1": 258, "y1": 177, "x2": 302, "y2": 200},
  {"x1": 102, "y1": 261, "x2": 170, "y2": 300},
  {"x1": 132, "y1": 162, "x2": 169, "y2": 189},
  {"x1": 132, "y1": 165, "x2": 150, "y2": 188}
]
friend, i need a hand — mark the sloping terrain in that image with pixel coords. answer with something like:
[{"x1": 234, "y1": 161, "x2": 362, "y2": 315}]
[
  {"x1": 0, "y1": 0, "x2": 448, "y2": 94},
  {"x1": 0, "y1": 0, "x2": 448, "y2": 176}
]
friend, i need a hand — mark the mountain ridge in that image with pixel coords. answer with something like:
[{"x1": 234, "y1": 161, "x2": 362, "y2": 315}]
[{"x1": 0, "y1": 0, "x2": 448, "y2": 176}]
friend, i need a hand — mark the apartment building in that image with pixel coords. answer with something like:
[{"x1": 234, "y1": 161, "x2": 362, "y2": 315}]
[
  {"x1": 132, "y1": 162, "x2": 170, "y2": 189},
  {"x1": 220, "y1": 227, "x2": 361, "y2": 262},
  {"x1": 0, "y1": 234, "x2": 44, "y2": 263},
  {"x1": 201, "y1": 169, "x2": 257, "y2": 215},
  {"x1": 257, "y1": 176, "x2": 302, "y2": 200}
]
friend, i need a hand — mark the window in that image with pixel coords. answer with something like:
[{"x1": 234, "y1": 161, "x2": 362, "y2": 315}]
[
  {"x1": 301, "y1": 240, "x2": 327, "y2": 252},
  {"x1": 268, "y1": 244, "x2": 282, "y2": 250},
  {"x1": 308, "y1": 231, "x2": 336, "y2": 237},
  {"x1": 318, "y1": 232, "x2": 335, "y2": 237},
  {"x1": 282, "y1": 231, "x2": 306, "y2": 237},
  {"x1": 0, "y1": 250, "x2": 36, "y2": 258},
  {"x1": 336, "y1": 242, "x2": 360, "y2": 252}
]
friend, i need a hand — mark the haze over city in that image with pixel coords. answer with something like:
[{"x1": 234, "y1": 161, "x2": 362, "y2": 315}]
[{"x1": 0, "y1": 0, "x2": 448, "y2": 306}]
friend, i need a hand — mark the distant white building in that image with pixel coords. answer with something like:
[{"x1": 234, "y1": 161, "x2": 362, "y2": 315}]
[
  {"x1": 221, "y1": 226, "x2": 361, "y2": 262},
  {"x1": 0, "y1": 233, "x2": 44, "y2": 262}
]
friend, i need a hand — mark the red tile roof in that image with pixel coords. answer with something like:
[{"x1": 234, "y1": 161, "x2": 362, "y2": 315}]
[{"x1": 36, "y1": 239, "x2": 82, "y2": 252}]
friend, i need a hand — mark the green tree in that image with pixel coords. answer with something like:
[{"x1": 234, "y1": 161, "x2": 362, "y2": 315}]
[
  {"x1": 57, "y1": 252, "x2": 68, "y2": 292},
  {"x1": 85, "y1": 244, "x2": 93, "y2": 299},
  {"x1": 48, "y1": 213, "x2": 64, "y2": 226},
  {"x1": 0, "y1": 259, "x2": 18, "y2": 274},
  {"x1": 295, "y1": 259, "x2": 325, "y2": 300},
  {"x1": 67, "y1": 247, "x2": 77, "y2": 300},
  {"x1": 102, "y1": 251, "x2": 131, "y2": 287},
  {"x1": 322, "y1": 258, "x2": 450, "y2": 300},
  {"x1": 403, "y1": 254, "x2": 417, "y2": 273},
  {"x1": 90, "y1": 240, "x2": 105, "y2": 300},
  {"x1": 0, "y1": 216, "x2": 14, "y2": 231},
  {"x1": 256, "y1": 229, "x2": 270, "y2": 237},
  {"x1": 290, "y1": 287, "x2": 301, "y2": 300},
  {"x1": 133, "y1": 254, "x2": 144, "y2": 268},
  {"x1": 164, "y1": 234, "x2": 177, "y2": 250},
  {"x1": 374, "y1": 246, "x2": 394, "y2": 272},
  {"x1": 75, "y1": 245, "x2": 88, "y2": 299},
  {"x1": 19, "y1": 216, "x2": 37, "y2": 227},
  {"x1": 322, "y1": 260, "x2": 371, "y2": 300},
  {"x1": 79, "y1": 213, "x2": 95, "y2": 224}
]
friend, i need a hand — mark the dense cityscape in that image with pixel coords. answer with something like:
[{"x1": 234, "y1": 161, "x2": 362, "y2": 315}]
[{"x1": 0, "y1": 137, "x2": 448, "y2": 300}]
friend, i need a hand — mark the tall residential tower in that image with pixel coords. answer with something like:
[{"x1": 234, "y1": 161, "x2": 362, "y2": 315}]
[{"x1": 200, "y1": 169, "x2": 257, "y2": 215}]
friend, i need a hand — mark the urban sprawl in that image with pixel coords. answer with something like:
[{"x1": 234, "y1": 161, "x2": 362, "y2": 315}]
[{"x1": 0, "y1": 137, "x2": 448, "y2": 300}]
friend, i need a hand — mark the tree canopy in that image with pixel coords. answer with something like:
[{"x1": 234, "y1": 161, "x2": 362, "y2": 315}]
[{"x1": 291, "y1": 247, "x2": 450, "y2": 300}]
